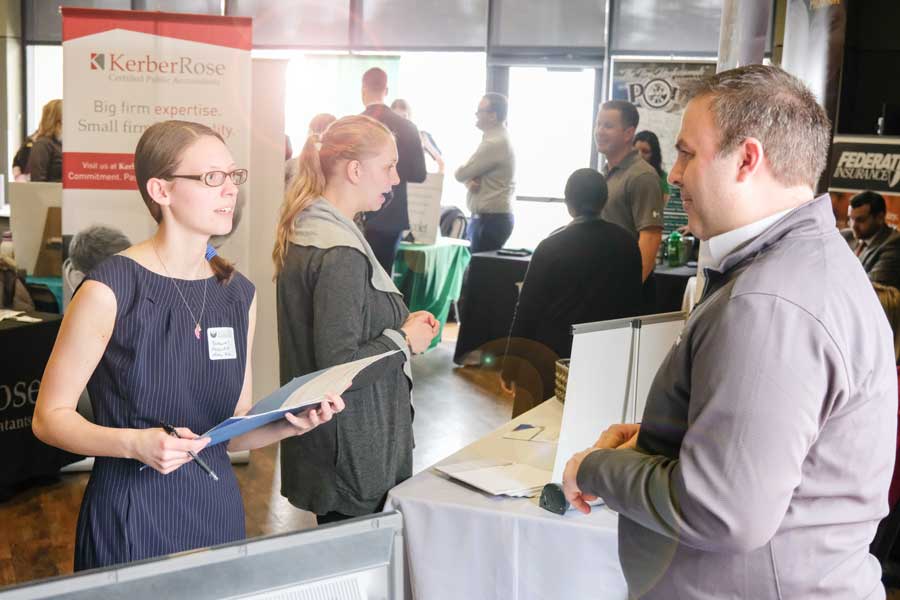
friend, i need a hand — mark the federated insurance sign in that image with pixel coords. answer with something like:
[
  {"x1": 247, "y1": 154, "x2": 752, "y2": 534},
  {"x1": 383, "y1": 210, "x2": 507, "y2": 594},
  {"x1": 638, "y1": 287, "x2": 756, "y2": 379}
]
[{"x1": 829, "y1": 139, "x2": 900, "y2": 193}]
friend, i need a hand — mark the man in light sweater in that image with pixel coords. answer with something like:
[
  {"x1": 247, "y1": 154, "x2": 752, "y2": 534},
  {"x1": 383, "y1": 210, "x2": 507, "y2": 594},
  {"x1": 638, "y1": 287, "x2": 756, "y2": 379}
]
[
  {"x1": 455, "y1": 93, "x2": 516, "y2": 253},
  {"x1": 563, "y1": 65, "x2": 897, "y2": 599}
]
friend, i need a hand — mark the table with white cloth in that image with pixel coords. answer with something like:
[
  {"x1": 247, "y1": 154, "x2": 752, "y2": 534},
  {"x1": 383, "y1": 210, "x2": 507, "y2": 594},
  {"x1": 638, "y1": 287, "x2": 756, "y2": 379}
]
[{"x1": 385, "y1": 399, "x2": 628, "y2": 600}]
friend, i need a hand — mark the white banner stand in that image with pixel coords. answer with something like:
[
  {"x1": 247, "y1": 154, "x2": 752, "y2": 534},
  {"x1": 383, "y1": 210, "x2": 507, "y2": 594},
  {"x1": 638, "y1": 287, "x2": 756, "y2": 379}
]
[
  {"x1": 406, "y1": 173, "x2": 443, "y2": 245},
  {"x1": 550, "y1": 311, "x2": 686, "y2": 483}
]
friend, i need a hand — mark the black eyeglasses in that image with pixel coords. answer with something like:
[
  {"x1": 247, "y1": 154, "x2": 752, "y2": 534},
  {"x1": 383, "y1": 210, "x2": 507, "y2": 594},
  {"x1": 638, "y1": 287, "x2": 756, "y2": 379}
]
[{"x1": 170, "y1": 169, "x2": 248, "y2": 187}]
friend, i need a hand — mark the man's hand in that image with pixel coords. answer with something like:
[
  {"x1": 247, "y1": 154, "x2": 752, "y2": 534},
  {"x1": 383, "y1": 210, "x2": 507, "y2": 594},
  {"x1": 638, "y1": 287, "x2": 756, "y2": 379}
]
[
  {"x1": 562, "y1": 423, "x2": 641, "y2": 514},
  {"x1": 466, "y1": 177, "x2": 481, "y2": 192},
  {"x1": 562, "y1": 448, "x2": 600, "y2": 514},
  {"x1": 592, "y1": 423, "x2": 641, "y2": 450}
]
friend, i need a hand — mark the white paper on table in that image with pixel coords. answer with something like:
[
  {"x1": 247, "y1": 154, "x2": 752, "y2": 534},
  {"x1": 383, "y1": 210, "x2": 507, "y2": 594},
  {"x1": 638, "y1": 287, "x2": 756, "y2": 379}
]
[
  {"x1": 13, "y1": 315, "x2": 42, "y2": 323},
  {"x1": 532, "y1": 427, "x2": 559, "y2": 443},
  {"x1": 435, "y1": 460, "x2": 552, "y2": 496},
  {"x1": 502, "y1": 425, "x2": 544, "y2": 441},
  {"x1": 505, "y1": 486, "x2": 545, "y2": 498},
  {"x1": 435, "y1": 457, "x2": 509, "y2": 475}
]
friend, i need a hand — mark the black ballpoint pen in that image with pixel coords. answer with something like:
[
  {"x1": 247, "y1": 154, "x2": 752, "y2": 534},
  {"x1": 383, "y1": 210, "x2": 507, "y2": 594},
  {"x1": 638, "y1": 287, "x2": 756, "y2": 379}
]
[{"x1": 157, "y1": 422, "x2": 219, "y2": 481}]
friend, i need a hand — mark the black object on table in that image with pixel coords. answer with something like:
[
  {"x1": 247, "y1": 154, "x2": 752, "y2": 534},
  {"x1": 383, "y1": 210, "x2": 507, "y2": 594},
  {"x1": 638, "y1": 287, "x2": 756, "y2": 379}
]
[
  {"x1": 454, "y1": 250, "x2": 531, "y2": 365},
  {"x1": 0, "y1": 312, "x2": 82, "y2": 498},
  {"x1": 652, "y1": 264, "x2": 696, "y2": 313}
]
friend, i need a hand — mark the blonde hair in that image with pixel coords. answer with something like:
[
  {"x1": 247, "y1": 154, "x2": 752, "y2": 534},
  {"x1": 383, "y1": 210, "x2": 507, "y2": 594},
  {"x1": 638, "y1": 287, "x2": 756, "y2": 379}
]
[
  {"x1": 273, "y1": 115, "x2": 394, "y2": 274},
  {"x1": 134, "y1": 120, "x2": 235, "y2": 283},
  {"x1": 35, "y1": 99, "x2": 62, "y2": 140}
]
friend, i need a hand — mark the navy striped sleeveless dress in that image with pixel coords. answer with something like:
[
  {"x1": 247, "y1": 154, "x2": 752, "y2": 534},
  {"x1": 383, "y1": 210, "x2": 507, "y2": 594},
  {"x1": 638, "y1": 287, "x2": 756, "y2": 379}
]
[{"x1": 74, "y1": 255, "x2": 253, "y2": 571}]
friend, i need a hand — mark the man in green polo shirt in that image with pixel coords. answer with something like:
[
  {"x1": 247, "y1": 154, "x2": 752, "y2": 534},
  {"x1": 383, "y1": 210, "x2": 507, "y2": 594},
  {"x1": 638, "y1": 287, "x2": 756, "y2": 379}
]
[{"x1": 596, "y1": 101, "x2": 665, "y2": 293}]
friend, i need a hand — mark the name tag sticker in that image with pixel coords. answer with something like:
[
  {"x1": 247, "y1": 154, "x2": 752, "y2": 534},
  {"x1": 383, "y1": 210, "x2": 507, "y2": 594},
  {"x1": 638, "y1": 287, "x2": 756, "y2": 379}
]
[{"x1": 207, "y1": 327, "x2": 237, "y2": 360}]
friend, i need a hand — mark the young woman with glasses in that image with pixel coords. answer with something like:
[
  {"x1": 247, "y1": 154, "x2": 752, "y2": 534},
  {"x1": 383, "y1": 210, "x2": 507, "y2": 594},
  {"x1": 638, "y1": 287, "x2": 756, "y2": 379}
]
[{"x1": 33, "y1": 120, "x2": 344, "y2": 571}]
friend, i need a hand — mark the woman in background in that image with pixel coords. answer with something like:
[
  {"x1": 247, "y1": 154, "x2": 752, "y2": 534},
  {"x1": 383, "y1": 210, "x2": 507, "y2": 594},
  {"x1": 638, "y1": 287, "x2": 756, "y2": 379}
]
[
  {"x1": 391, "y1": 99, "x2": 444, "y2": 173},
  {"x1": 287, "y1": 113, "x2": 337, "y2": 186},
  {"x1": 633, "y1": 130, "x2": 668, "y2": 202},
  {"x1": 635, "y1": 129, "x2": 689, "y2": 236},
  {"x1": 28, "y1": 99, "x2": 63, "y2": 182}
]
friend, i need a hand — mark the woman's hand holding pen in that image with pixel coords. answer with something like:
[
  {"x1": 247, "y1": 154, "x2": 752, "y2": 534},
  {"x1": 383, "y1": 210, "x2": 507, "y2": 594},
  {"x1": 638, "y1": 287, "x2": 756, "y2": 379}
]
[
  {"x1": 283, "y1": 393, "x2": 345, "y2": 436},
  {"x1": 130, "y1": 427, "x2": 210, "y2": 475},
  {"x1": 402, "y1": 311, "x2": 439, "y2": 354}
]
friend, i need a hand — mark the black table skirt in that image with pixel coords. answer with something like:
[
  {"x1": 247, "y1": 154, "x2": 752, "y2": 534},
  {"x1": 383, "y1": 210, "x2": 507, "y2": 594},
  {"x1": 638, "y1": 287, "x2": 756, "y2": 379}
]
[
  {"x1": 0, "y1": 312, "x2": 82, "y2": 488},
  {"x1": 453, "y1": 251, "x2": 531, "y2": 364},
  {"x1": 453, "y1": 257, "x2": 694, "y2": 365},
  {"x1": 652, "y1": 264, "x2": 696, "y2": 314}
]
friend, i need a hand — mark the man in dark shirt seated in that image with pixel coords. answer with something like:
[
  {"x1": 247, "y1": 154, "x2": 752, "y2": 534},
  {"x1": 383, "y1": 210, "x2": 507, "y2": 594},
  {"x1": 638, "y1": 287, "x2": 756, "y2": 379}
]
[
  {"x1": 842, "y1": 190, "x2": 900, "y2": 290},
  {"x1": 502, "y1": 168, "x2": 643, "y2": 417}
]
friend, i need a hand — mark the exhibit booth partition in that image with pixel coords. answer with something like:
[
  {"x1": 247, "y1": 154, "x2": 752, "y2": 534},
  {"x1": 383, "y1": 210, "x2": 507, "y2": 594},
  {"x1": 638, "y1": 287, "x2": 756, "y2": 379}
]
[
  {"x1": 387, "y1": 311, "x2": 685, "y2": 600},
  {"x1": 0, "y1": 513, "x2": 405, "y2": 600},
  {"x1": 552, "y1": 311, "x2": 685, "y2": 482}
]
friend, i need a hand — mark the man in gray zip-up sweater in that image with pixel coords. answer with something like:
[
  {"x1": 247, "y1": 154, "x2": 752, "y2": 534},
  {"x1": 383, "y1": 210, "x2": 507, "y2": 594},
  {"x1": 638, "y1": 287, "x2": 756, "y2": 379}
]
[{"x1": 563, "y1": 65, "x2": 897, "y2": 599}]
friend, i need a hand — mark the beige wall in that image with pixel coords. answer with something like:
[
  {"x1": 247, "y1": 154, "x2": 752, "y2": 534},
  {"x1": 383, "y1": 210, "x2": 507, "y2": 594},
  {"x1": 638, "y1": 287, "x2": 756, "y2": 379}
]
[{"x1": 249, "y1": 58, "x2": 288, "y2": 402}]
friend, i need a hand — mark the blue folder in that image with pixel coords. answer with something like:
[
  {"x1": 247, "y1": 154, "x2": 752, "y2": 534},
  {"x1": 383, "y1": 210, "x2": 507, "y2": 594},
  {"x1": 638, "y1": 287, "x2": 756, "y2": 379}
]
[{"x1": 202, "y1": 350, "x2": 398, "y2": 446}]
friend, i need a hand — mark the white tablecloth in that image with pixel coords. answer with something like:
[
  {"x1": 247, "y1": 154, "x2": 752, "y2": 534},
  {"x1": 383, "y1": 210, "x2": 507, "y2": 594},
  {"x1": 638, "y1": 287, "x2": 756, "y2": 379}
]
[{"x1": 386, "y1": 399, "x2": 627, "y2": 600}]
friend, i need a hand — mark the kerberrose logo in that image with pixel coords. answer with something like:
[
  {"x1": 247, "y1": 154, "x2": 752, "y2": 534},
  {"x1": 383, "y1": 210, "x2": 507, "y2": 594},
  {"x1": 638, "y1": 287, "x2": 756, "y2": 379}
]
[
  {"x1": 88, "y1": 51, "x2": 226, "y2": 76},
  {"x1": 833, "y1": 150, "x2": 900, "y2": 188}
]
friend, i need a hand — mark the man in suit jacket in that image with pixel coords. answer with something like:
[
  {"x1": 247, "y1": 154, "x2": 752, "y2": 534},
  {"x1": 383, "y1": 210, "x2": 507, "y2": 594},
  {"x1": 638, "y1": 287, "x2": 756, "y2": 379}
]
[
  {"x1": 360, "y1": 68, "x2": 427, "y2": 274},
  {"x1": 503, "y1": 168, "x2": 642, "y2": 416},
  {"x1": 842, "y1": 190, "x2": 900, "y2": 290}
]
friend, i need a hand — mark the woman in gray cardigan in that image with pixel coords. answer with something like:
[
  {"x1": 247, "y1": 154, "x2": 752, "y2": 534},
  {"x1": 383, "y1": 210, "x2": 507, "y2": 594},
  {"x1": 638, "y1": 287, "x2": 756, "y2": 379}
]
[{"x1": 273, "y1": 115, "x2": 438, "y2": 524}]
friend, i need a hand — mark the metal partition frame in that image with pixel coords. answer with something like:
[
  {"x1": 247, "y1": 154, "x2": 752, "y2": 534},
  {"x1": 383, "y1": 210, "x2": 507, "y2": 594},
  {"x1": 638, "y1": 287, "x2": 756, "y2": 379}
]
[{"x1": 0, "y1": 512, "x2": 404, "y2": 600}]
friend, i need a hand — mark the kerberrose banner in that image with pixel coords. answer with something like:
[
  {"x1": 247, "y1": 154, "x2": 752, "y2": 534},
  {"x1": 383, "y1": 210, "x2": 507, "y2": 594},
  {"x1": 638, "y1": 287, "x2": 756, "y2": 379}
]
[
  {"x1": 611, "y1": 60, "x2": 716, "y2": 173},
  {"x1": 61, "y1": 7, "x2": 251, "y2": 261}
]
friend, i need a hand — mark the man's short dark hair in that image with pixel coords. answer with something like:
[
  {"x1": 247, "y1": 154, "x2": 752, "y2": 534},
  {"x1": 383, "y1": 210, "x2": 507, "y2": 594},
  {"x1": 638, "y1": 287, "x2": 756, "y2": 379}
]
[
  {"x1": 69, "y1": 225, "x2": 131, "y2": 273},
  {"x1": 600, "y1": 100, "x2": 640, "y2": 131},
  {"x1": 362, "y1": 67, "x2": 388, "y2": 93},
  {"x1": 483, "y1": 92, "x2": 508, "y2": 123},
  {"x1": 684, "y1": 64, "x2": 831, "y2": 189},
  {"x1": 390, "y1": 98, "x2": 409, "y2": 113},
  {"x1": 850, "y1": 190, "x2": 887, "y2": 216},
  {"x1": 565, "y1": 168, "x2": 609, "y2": 216}
]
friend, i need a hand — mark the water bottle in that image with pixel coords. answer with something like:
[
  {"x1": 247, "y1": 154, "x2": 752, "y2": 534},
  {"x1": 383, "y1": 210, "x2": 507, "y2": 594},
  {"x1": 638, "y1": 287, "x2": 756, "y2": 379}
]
[{"x1": 667, "y1": 231, "x2": 683, "y2": 267}]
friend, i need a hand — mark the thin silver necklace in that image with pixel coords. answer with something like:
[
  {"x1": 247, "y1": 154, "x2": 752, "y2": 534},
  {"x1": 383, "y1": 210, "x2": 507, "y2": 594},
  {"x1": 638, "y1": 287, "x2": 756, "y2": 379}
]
[{"x1": 151, "y1": 241, "x2": 208, "y2": 340}]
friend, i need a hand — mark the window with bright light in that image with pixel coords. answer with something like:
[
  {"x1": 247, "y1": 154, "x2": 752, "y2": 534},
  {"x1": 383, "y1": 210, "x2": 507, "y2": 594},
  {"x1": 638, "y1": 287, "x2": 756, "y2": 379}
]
[
  {"x1": 276, "y1": 51, "x2": 486, "y2": 211},
  {"x1": 27, "y1": 45, "x2": 64, "y2": 135},
  {"x1": 392, "y1": 53, "x2": 487, "y2": 210},
  {"x1": 504, "y1": 66, "x2": 597, "y2": 249}
]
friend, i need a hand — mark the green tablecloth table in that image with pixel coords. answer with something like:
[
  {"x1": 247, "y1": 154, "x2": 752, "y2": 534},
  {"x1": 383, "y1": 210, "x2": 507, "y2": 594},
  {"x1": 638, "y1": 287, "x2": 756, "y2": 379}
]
[
  {"x1": 392, "y1": 238, "x2": 471, "y2": 351},
  {"x1": 25, "y1": 275, "x2": 63, "y2": 313}
]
